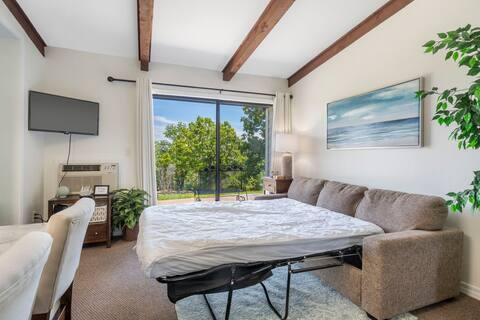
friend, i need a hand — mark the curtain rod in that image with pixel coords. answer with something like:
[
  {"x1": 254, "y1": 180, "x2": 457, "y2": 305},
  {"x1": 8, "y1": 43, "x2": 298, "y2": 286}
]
[{"x1": 107, "y1": 76, "x2": 292, "y2": 99}]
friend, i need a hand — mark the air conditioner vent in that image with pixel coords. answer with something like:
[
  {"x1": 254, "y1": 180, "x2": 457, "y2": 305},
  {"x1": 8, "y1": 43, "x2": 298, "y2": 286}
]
[{"x1": 62, "y1": 164, "x2": 101, "y2": 172}]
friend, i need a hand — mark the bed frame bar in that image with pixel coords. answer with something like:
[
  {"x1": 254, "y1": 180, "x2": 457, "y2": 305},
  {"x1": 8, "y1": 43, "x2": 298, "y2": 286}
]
[{"x1": 158, "y1": 245, "x2": 362, "y2": 320}]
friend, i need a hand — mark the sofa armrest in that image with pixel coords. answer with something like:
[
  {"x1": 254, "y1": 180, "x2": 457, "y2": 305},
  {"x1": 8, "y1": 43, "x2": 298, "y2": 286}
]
[
  {"x1": 362, "y1": 228, "x2": 463, "y2": 320},
  {"x1": 254, "y1": 193, "x2": 288, "y2": 200}
]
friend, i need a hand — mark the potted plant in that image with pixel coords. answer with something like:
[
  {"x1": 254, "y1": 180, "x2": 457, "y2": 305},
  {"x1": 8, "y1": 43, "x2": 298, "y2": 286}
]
[
  {"x1": 417, "y1": 24, "x2": 480, "y2": 212},
  {"x1": 112, "y1": 188, "x2": 150, "y2": 241}
]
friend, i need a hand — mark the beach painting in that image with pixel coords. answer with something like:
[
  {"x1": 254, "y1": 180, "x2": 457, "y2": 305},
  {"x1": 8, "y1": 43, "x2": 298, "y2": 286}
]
[{"x1": 327, "y1": 78, "x2": 422, "y2": 149}]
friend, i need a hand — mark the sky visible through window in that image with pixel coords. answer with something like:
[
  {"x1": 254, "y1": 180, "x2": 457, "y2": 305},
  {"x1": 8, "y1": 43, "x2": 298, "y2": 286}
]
[{"x1": 153, "y1": 98, "x2": 246, "y2": 141}]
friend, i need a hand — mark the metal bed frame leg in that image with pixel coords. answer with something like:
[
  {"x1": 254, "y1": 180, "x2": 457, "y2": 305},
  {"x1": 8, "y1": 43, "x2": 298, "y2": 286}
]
[
  {"x1": 203, "y1": 266, "x2": 236, "y2": 320},
  {"x1": 225, "y1": 285, "x2": 233, "y2": 319},
  {"x1": 203, "y1": 294, "x2": 216, "y2": 319},
  {"x1": 168, "y1": 248, "x2": 359, "y2": 320},
  {"x1": 260, "y1": 262, "x2": 292, "y2": 320}
]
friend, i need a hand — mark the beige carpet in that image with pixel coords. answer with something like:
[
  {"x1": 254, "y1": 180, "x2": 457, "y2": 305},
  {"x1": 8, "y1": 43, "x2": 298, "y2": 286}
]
[
  {"x1": 73, "y1": 240, "x2": 480, "y2": 320},
  {"x1": 73, "y1": 240, "x2": 177, "y2": 320}
]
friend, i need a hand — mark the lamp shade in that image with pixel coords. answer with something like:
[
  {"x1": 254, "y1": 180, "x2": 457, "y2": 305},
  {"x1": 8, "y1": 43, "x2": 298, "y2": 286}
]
[{"x1": 275, "y1": 133, "x2": 297, "y2": 153}]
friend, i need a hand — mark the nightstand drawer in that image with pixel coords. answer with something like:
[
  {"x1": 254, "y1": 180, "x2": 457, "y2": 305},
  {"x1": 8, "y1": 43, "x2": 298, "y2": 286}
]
[
  {"x1": 263, "y1": 177, "x2": 292, "y2": 194},
  {"x1": 85, "y1": 223, "x2": 107, "y2": 243},
  {"x1": 264, "y1": 179, "x2": 276, "y2": 193}
]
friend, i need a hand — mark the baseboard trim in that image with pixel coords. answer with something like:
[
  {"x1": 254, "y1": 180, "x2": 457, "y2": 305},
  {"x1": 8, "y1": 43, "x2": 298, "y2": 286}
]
[{"x1": 461, "y1": 281, "x2": 480, "y2": 300}]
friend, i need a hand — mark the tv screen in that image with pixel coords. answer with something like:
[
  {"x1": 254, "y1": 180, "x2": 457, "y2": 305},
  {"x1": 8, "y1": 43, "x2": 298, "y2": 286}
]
[{"x1": 28, "y1": 91, "x2": 99, "y2": 135}]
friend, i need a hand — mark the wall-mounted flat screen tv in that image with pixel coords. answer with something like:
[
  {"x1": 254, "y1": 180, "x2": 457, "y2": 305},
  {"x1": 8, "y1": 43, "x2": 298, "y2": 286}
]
[{"x1": 28, "y1": 91, "x2": 99, "y2": 135}]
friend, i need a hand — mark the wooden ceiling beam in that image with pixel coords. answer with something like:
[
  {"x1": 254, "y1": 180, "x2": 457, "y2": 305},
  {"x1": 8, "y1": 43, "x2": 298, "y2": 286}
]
[
  {"x1": 222, "y1": 0, "x2": 295, "y2": 81},
  {"x1": 288, "y1": 0, "x2": 415, "y2": 87},
  {"x1": 137, "y1": 0, "x2": 154, "y2": 71},
  {"x1": 2, "y1": 0, "x2": 46, "y2": 56}
]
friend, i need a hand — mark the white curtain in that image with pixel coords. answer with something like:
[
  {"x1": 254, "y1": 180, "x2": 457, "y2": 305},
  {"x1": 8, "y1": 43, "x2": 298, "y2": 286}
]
[
  {"x1": 270, "y1": 92, "x2": 292, "y2": 175},
  {"x1": 136, "y1": 77, "x2": 157, "y2": 205}
]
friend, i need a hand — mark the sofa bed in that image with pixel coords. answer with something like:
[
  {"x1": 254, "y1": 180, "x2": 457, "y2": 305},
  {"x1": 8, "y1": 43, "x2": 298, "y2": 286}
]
[{"x1": 136, "y1": 177, "x2": 463, "y2": 320}]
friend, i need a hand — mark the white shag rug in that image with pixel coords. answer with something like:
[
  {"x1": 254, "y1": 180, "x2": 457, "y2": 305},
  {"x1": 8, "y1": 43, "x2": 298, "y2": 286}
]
[{"x1": 176, "y1": 266, "x2": 417, "y2": 320}]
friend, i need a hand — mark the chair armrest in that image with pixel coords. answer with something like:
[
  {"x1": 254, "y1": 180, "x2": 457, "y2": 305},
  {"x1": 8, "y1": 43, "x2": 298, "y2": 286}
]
[
  {"x1": 361, "y1": 228, "x2": 463, "y2": 320},
  {"x1": 254, "y1": 193, "x2": 288, "y2": 200},
  {"x1": 0, "y1": 223, "x2": 47, "y2": 252}
]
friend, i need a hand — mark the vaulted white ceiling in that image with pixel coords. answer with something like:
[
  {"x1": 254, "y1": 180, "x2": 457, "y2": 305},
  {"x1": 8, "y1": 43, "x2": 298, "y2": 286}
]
[
  {"x1": 17, "y1": 0, "x2": 138, "y2": 58},
  {"x1": 242, "y1": 0, "x2": 389, "y2": 78},
  {"x1": 151, "y1": 0, "x2": 271, "y2": 72},
  {"x1": 17, "y1": 0, "x2": 389, "y2": 79}
]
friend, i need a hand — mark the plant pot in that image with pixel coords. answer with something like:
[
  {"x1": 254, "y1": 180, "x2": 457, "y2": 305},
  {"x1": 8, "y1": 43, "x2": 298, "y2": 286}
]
[{"x1": 123, "y1": 224, "x2": 139, "y2": 241}]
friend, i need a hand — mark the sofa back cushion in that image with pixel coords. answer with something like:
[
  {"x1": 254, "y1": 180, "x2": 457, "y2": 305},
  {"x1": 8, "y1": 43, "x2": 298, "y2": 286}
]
[
  {"x1": 287, "y1": 177, "x2": 326, "y2": 205},
  {"x1": 316, "y1": 181, "x2": 367, "y2": 216},
  {"x1": 355, "y1": 189, "x2": 448, "y2": 233}
]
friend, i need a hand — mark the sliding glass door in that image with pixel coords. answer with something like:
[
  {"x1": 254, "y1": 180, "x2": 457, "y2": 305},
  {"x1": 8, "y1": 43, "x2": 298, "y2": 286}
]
[
  {"x1": 219, "y1": 103, "x2": 268, "y2": 201},
  {"x1": 153, "y1": 95, "x2": 271, "y2": 204}
]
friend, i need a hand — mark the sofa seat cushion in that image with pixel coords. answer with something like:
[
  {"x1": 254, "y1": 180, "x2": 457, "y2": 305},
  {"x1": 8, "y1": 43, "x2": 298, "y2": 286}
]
[
  {"x1": 355, "y1": 189, "x2": 447, "y2": 233},
  {"x1": 287, "y1": 177, "x2": 326, "y2": 205},
  {"x1": 316, "y1": 181, "x2": 367, "y2": 216}
]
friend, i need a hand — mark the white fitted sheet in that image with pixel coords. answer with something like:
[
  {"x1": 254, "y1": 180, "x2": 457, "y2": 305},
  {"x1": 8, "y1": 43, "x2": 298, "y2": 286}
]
[{"x1": 136, "y1": 198, "x2": 384, "y2": 278}]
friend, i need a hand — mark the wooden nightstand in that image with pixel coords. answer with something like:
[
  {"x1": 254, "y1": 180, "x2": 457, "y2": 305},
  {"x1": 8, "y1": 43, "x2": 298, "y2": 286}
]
[
  {"x1": 263, "y1": 177, "x2": 293, "y2": 194},
  {"x1": 48, "y1": 195, "x2": 112, "y2": 248}
]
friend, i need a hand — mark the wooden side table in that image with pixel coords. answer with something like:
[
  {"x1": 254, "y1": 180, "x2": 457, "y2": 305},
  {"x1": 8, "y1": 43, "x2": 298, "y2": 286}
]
[
  {"x1": 263, "y1": 177, "x2": 293, "y2": 194},
  {"x1": 48, "y1": 195, "x2": 112, "y2": 248}
]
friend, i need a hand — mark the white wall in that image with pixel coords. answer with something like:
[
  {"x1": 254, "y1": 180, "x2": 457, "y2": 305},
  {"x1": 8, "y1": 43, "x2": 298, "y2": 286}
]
[
  {"x1": 0, "y1": 3, "x2": 46, "y2": 224},
  {"x1": 38, "y1": 47, "x2": 288, "y2": 214},
  {"x1": 22, "y1": 43, "x2": 48, "y2": 224},
  {"x1": 0, "y1": 37, "x2": 21, "y2": 225},
  {"x1": 290, "y1": 0, "x2": 480, "y2": 295}
]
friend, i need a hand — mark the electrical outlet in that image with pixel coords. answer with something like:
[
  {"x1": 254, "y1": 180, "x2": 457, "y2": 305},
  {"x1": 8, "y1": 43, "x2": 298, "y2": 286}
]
[{"x1": 32, "y1": 210, "x2": 44, "y2": 223}]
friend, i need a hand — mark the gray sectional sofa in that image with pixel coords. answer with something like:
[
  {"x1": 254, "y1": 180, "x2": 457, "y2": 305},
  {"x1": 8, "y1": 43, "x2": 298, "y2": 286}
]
[{"x1": 255, "y1": 177, "x2": 463, "y2": 320}]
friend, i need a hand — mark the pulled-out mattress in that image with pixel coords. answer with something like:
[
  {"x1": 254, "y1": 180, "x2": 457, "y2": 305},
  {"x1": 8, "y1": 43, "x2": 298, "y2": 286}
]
[{"x1": 136, "y1": 198, "x2": 384, "y2": 278}]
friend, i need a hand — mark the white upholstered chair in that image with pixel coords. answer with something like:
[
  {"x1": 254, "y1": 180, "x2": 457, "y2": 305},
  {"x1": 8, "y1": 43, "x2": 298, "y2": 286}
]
[
  {"x1": 0, "y1": 198, "x2": 95, "y2": 320},
  {"x1": 32, "y1": 198, "x2": 94, "y2": 320},
  {"x1": 0, "y1": 231, "x2": 53, "y2": 320}
]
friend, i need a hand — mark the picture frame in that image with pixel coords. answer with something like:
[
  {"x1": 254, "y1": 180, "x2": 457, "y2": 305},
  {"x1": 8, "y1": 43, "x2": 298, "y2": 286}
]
[
  {"x1": 326, "y1": 78, "x2": 423, "y2": 150},
  {"x1": 93, "y1": 185, "x2": 110, "y2": 197}
]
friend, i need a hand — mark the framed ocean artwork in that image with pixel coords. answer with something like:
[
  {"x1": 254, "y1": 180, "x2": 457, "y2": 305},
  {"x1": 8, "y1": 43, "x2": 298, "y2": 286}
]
[{"x1": 326, "y1": 78, "x2": 423, "y2": 150}]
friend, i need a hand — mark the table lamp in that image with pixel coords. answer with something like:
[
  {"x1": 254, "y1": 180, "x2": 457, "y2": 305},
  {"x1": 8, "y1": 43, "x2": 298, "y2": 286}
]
[{"x1": 275, "y1": 133, "x2": 297, "y2": 178}]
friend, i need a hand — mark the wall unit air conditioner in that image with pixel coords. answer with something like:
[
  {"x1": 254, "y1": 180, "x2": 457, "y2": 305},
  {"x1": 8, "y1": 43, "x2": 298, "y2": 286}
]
[{"x1": 58, "y1": 163, "x2": 119, "y2": 194}]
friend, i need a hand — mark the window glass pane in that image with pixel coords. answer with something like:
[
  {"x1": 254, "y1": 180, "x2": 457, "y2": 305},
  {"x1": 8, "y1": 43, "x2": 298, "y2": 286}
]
[
  {"x1": 154, "y1": 97, "x2": 216, "y2": 204},
  {"x1": 219, "y1": 103, "x2": 269, "y2": 201}
]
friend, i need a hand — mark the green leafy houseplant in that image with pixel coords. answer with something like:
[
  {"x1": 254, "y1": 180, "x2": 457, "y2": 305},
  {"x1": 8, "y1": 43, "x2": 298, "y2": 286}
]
[
  {"x1": 112, "y1": 188, "x2": 149, "y2": 240},
  {"x1": 417, "y1": 24, "x2": 480, "y2": 212}
]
